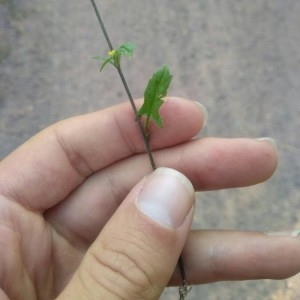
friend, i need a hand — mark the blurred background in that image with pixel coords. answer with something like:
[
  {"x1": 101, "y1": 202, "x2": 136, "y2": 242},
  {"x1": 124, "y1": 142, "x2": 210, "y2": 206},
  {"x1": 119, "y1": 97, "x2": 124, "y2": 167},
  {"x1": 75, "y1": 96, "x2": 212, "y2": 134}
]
[{"x1": 0, "y1": 1, "x2": 300, "y2": 299}]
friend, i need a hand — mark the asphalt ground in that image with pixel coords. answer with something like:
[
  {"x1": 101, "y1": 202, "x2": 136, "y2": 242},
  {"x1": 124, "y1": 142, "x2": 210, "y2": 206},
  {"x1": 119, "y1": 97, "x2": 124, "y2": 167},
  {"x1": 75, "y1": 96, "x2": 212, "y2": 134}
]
[{"x1": 1, "y1": 1, "x2": 300, "y2": 299}]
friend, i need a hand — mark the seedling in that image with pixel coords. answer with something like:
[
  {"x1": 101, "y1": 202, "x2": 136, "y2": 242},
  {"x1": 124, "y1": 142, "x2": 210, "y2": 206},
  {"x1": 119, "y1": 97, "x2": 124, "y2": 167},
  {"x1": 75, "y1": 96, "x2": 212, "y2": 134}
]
[{"x1": 90, "y1": 1, "x2": 190, "y2": 298}]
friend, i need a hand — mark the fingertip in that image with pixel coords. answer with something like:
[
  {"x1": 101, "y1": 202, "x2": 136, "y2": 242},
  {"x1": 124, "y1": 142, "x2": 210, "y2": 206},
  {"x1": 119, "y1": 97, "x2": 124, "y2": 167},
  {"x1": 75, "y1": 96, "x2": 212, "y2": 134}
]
[
  {"x1": 256, "y1": 137, "x2": 278, "y2": 153},
  {"x1": 255, "y1": 137, "x2": 279, "y2": 177},
  {"x1": 163, "y1": 97, "x2": 207, "y2": 129},
  {"x1": 193, "y1": 101, "x2": 208, "y2": 128}
]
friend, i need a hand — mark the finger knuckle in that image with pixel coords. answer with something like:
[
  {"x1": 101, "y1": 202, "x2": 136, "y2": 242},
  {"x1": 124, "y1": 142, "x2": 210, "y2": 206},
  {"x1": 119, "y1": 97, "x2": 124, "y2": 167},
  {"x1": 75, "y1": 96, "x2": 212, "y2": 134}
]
[{"x1": 85, "y1": 242, "x2": 159, "y2": 299}]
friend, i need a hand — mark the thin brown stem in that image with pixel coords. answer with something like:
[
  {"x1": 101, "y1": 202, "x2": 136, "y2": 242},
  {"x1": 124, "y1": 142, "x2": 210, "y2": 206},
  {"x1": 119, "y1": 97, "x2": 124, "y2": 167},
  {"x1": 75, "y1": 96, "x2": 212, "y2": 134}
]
[
  {"x1": 116, "y1": 66, "x2": 156, "y2": 170},
  {"x1": 89, "y1": 0, "x2": 189, "y2": 298},
  {"x1": 89, "y1": 0, "x2": 156, "y2": 170}
]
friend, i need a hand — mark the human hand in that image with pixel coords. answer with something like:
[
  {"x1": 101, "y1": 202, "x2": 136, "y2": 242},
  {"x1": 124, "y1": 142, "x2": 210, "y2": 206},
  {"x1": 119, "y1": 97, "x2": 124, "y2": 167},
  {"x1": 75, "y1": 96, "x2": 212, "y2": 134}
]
[{"x1": 0, "y1": 97, "x2": 298, "y2": 300}]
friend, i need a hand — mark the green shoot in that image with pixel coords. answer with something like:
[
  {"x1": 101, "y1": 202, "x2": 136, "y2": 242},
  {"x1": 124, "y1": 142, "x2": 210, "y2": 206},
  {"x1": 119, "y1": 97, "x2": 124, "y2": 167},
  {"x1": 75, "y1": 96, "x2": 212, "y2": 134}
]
[
  {"x1": 94, "y1": 42, "x2": 135, "y2": 71},
  {"x1": 137, "y1": 65, "x2": 172, "y2": 135}
]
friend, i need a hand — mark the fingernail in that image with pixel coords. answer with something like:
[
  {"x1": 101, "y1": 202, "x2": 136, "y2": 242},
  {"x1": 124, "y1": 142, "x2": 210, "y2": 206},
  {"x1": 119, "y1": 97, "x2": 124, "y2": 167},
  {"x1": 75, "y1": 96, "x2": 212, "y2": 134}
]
[
  {"x1": 256, "y1": 137, "x2": 278, "y2": 152},
  {"x1": 136, "y1": 168, "x2": 195, "y2": 229},
  {"x1": 266, "y1": 229, "x2": 300, "y2": 237},
  {"x1": 194, "y1": 101, "x2": 208, "y2": 128}
]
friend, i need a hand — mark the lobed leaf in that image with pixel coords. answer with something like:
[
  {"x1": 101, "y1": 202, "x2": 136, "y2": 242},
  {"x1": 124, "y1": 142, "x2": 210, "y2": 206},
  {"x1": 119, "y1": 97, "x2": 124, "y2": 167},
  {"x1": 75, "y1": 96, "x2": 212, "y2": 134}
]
[{"x1": 137, "y1": 65, "x2": 172, "y2": 130}]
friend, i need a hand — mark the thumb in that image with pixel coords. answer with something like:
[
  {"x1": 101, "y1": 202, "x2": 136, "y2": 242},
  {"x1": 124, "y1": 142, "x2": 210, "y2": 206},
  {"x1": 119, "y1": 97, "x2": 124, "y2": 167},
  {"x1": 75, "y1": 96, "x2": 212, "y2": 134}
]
[{"x1": 58, "y1": 167, "x2": 195, "y2": 300}]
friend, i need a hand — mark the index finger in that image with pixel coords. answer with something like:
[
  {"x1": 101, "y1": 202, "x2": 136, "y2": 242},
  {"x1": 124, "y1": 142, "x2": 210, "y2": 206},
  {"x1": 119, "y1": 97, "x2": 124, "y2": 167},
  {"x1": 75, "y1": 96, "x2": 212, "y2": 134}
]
[{"x1": 0, "y1": 97, "x2": 205, "y2": 211}]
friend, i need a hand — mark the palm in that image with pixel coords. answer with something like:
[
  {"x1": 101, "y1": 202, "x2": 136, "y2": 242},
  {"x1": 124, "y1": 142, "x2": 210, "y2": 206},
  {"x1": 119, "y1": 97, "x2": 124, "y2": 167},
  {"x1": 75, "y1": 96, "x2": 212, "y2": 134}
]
[{"x1": 0, "y1": 195, "x2": 79, "y2": 299}]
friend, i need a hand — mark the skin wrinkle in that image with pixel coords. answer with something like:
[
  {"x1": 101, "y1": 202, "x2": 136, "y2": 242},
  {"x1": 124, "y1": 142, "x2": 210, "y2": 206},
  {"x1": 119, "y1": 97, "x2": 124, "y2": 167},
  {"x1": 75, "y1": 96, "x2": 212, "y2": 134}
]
[
  {"x1": 87, "y1": 242, "x2": 157, "y2": 300},
  {"x1": 0, "y1": 222, "x2": 35, "y2": 299},
  {"x1": 100, "y1": 153, "x2": 149, "y2": 206},
  {"x1": 76, "y1": 266, "x2": 102, "y2": 299},
  {"x1": 1, "y1": 130, "x2": 87, "y2": 213},
  {"x1": 207, "y1": 243, "x2": 223, "y2": 282},
  {"x1": 15, "y1": 211, "x2": 54, "y2": 298},
  {"x1": 0, "y1": 170, "x2": 30, "y2": 209},
  {"x1": 45, "y1": 168, "x2": 123, "y2": 246},
  {"x1": 47, "y1": 212, "x2": 87, "y2": 251},
  {"x1": 102, "y1": 168, "x2": 126, "y2": 207},
  {"x1": 0, "y1": 224, "x2": 19, "y2": 286},
  {"x1": 52, "y1": 126, "x2": 93, "y2": 179},
  {"x1": 50, "y1": 228, "x2": 84, "y2": 295}
]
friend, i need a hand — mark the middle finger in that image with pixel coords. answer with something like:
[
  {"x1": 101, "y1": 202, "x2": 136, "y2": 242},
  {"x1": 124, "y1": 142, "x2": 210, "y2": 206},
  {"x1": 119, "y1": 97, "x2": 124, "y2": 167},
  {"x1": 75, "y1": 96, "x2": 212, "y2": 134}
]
[{"x1": 46, "y1": 137, "x2": 277, "y2": 243}]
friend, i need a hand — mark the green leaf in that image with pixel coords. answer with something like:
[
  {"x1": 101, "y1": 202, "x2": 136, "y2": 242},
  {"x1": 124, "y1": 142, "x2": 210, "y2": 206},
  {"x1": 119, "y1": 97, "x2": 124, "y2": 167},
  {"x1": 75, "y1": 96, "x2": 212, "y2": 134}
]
[
  {"x1": 119, "y1": 42, "x2": 136, "y2": 58},
  {"x1": 94, "y1": 42, "x2": 136, "y2": 71},
  {"x1": 99, "y1": 56, "x2": 114, "y2": 71},
  {"x1": 137, "y1": 65, "x2": 172, "y2": 131}
]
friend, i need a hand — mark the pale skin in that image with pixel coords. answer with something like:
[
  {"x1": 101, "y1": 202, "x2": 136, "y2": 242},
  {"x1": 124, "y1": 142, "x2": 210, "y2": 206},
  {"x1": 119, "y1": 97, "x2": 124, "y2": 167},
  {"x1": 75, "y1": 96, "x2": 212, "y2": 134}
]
[{"x1": 0, "y1": 97, "x2": 299, "y2": 300}]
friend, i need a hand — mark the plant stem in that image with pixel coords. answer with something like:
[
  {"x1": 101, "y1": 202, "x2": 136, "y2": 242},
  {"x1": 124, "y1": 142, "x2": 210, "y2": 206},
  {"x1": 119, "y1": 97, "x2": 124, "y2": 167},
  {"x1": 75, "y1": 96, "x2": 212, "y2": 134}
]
[
  {"x1": 178, "y1": 256, "x2": 190, "y2": 299},
  {"x1": 89, "y1": 1, "x2": 189, "y2": 298},
  {"x1": 89, "y1": 0, "x2": 156, "y2": 170},
  {"x1": 89, "y1": 0, "x2": 113, "y2": 51},
  {"x1": 116, "y1": 67, "x2": 156, "y2": 170}
]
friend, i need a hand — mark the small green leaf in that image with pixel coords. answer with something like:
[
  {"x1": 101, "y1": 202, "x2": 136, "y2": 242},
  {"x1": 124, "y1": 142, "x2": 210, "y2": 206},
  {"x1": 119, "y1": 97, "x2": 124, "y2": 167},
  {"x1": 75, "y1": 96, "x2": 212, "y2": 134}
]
[
  {"x1": 119, "y1": 42, "x2": 136, "y2": 58},
  {"x1": 137, "y1": 65, "x2": 172, "y2": 131},
  {"x1": 94, "y1": 42, "x2": 136, "y2": 71},
  {"x1": 99, "y1": 56, "x2": 114, "y2": 71}
]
